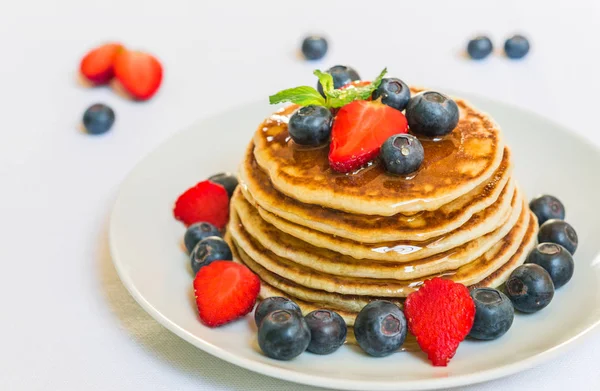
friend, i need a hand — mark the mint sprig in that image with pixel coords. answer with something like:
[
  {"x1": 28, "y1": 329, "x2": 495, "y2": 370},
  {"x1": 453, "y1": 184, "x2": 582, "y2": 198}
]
[
  {"x1": 268, "y1": 86, "x2": 326, "y2": 107},
  {"x1": 269, "y1": 68, "x2": 388, "y2": 109}
]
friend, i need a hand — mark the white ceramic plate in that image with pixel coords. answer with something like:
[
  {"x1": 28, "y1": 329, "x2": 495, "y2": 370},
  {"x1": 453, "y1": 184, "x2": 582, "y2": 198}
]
[{"x1": 110, "y1": 94, "x2": 600, "y2": 390}]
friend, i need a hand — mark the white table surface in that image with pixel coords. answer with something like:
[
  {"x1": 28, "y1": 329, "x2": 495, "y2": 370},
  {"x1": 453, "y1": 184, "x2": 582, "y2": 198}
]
[{"x1": 2, "y1": 0, "x2": 600, "y2": 390}]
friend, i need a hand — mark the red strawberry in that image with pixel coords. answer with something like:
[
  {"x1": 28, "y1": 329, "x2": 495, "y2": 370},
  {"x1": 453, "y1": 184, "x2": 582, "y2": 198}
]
[
  {"x1": 173, "y1": 180, "x2": 229, "y2": 228},
  {"x1": 194, "y1": 261, "x2": 261, "y2": 327},
  {"x1": 404, "y1": 278, "x2": 475, "y2": 366},
  {"x1": 113, "y1": 50, "x2": 163, "y2": 100},
  {"x1": 80, "y1": 43, "x2": 125, "y2": 85},
  {"x1": 329, "y1": 100, "x2": 408, "y2": 173}
]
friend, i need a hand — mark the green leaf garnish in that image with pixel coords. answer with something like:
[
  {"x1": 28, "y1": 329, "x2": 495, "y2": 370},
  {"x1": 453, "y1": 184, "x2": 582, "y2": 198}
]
[
  {"x1": 269, "y1": 67, "x2": 388, "y2": 109},
  {"x1": 313, "y1": 70, "x2": 335, "y2": 95},
  {"x1": 326, "y1": 67, "x2": 387, "y2": 108},
  {"x1": 268, "y1": 86, "x2": 327, "y2": 106}
]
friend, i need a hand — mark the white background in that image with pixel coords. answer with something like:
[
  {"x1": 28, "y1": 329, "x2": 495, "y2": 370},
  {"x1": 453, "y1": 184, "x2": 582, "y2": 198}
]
[{"x1": 1, "y1": 0, "x2": 599, "y2": 390}]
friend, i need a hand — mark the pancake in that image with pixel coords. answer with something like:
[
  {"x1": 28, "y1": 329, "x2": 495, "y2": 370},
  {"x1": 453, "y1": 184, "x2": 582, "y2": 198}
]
[
  {"x1": 241, "y1": 142, "x2": 512, "y2": 242},
  {"x1": 239, "y1": 179, "x2": 516, "y2": 262},
  {"x1": 231, "y1": 185, "x2": 522, "y2": 279},
  {"x1": 232, "y1": 240, "x2": 403, "y2": 313},
  {"x1": 253, "y1": 88, "x2": 504, "y2": 215},
  {"x1": 227, "y1": 199, "x2": 532, "y2": 298},
  {"x1": 469, "y1": 212, "x2": 538, "y2": 288},
  {"x1": 227, "y1": 234, "x2": 362, "y2": 326}
]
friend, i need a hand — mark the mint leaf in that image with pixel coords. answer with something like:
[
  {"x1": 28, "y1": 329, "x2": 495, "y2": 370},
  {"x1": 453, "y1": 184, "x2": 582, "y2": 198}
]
[
  {"x1": 313, "y1": 70, "x2": 334, "y2": 95},
  {"x1": 268, "y1": 67, "x2": 388, "y2": 109},
  {"x1": 370, "y1": 67, "x2": 387, "y2": 90},
  {"x1": 324, "y1": 68, "x2": 388, "y2": 108},
  {"x1": 269, "y1": 86, "x2": 327, "y2": 106}
]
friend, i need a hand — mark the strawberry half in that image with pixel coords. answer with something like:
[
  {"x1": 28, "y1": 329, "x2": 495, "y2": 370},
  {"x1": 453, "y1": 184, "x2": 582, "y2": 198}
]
[
  {"x1": 80, "y1": 43, "x2": 125, "y2": 85},
  {"x1": 194, "y1": 261, "x2": 261, "y2": 327},
  {"x1": 404, "y1": 278, "x2": 475, "y2": 366},
  {"x1": 114, "y1": 50, "x2": 163, "y2": 100},
  {"x1": 173, "y1": 180, "x2": 229, "y2": 228},
  {"x1": 329, "y1": 100, "x2": 408, "y2": 173}
]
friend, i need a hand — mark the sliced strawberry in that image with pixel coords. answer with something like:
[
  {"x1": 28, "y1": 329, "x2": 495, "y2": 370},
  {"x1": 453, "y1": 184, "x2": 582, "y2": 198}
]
[
  {"x1": 329, "y1": 100, "x2": 408, "y2": 173},
  {"x1": 114, "y1": 50, "x2": 163, "y2": 100},
  {"x1": 173, "y1": 180, "x2": 229, "y2": 228},
  {"x1": 404, "y1": 278, "x2": 475, "y2": 366},
  {"x1": 194, "y1": 261, "x2": 261, "y2": 327},
  {"x1": 80, "y1": 43, "x2": 125, "y2": 85}
]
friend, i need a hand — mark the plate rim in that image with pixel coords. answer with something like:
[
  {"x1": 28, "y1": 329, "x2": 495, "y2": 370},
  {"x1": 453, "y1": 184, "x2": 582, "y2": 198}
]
[{"x1": 108, "y1": 93, "x2": 600, "y2": 391}]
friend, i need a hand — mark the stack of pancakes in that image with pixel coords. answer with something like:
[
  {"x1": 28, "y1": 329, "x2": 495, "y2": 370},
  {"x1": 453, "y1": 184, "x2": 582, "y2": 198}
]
[{"x1": 227, "y1": 90, "x2": 538, "y2": 326}]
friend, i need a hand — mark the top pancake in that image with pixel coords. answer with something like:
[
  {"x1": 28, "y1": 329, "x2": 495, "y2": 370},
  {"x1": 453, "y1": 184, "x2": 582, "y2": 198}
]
[{"x1": 253, "y1": 88, "x2": 504, "y2": 216}]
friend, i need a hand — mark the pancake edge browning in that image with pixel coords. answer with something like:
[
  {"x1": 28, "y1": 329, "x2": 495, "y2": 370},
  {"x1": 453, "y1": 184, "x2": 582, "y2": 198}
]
[
  {"x1": 231, "y1": 185, "x2": 522, "y2": 279},
  {"x1": 227, "y1": 195, "x2": 531, "y2": 298},
  {"x1": 233, "y1": 240, "x2": 402, "y2": 313},
  {"x1": 245, "y1": 179, "x2": 516, "y2": 263}
]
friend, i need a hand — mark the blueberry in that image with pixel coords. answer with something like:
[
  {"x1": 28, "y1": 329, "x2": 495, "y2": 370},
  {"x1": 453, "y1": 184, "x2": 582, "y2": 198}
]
[
  {"x1": 317, "y1": 65, "x2": 360, "y2": 96},
  {"x1": 190, "y1": 236, "x2": 232, "y2": 274},
  {"x1": 208, "y1": 172, "x2": 238, "y2": 198},
  {"x1": 504, "y1": 35, "x2": 530, "y2": 59},
  {"x1": 254, "y1": 297, "x2": 302, "y2": 327},
  {"x1": 301, "y1": 36, "x2": 328, "y2": 60},
  {"x1": 406, "y1": 91, "x2": 459, "y2": 137},
  {"x1": 83, "y1": 103, "x2": 115, "y2": 135},
  {"x1": 538, "y1": 219, "x2": 578, "y2": 255},
  {"x1": 304, "y1": 310, "x2": 347, "y2": 355},
  {"x1": 354, "y1": 300, "x2": 406, "y2": 357},
  {"x1": 529, "y1": 195, "x2": 565, "y2": 225},
  {"x1": 184, "y1": 222, "x2": 221, "y2": 253},
  {"x1": 258, "y1": 309, "x2": 311, "y2": 360},
  {"x1": 372, "y1": 78, "x2": 411, "y2": 111},
  {"x1": 288, "y1": 105, "x2": 333, "y2": 146},
  {"x1": 526, "y1": 243, "x2": 574, "y2": 289},
  {"x1": 468, "y1": 288, "x2": 514, "y2": 340},
  {"x1": 380, "y1": 134, "x2": 424, "y2": 175},
  {"x1": 467, "y1": 36, "x2": 493, "y2": 60},
  {"x1": 505, "y1": 264, "x2": 554, "y2": 313}
]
